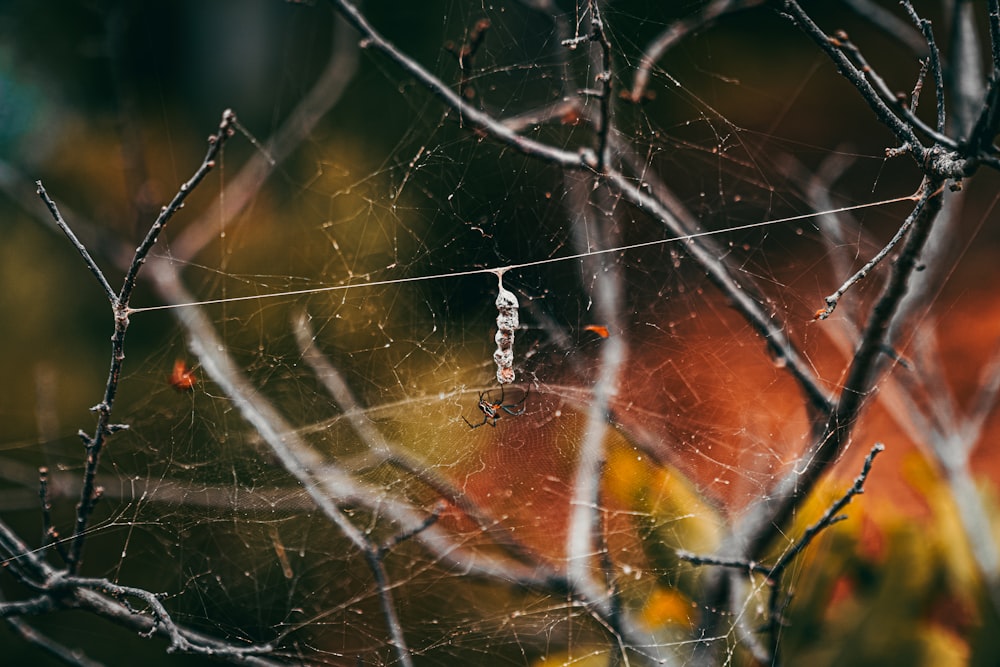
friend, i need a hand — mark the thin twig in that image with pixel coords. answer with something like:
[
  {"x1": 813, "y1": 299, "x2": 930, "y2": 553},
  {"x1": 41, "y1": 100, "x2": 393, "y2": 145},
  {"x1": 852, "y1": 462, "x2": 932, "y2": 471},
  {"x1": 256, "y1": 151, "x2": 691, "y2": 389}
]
[
  {"x1": 762, "y1": 443, "x2": 884, "y2": 660},
  {"x1": 911, "y1": 56, "x2": 929, "y2": 114},
  {"x1": 989, "y1": 0, "x2": 1000, "y2": 69},
  {"x1": 818, "y1": 190, "x2": 920, "y2": 319},
  {"x1": 67, "y1": 584, "x2": 287, "y2": 666},
  {"x1": 35, "y1": 184, "x2": 117, "y2": 303},
  {"x1": 118, "y1": 109, "x2": 236, "y2": 307},
  {"x1": 676, "y1": 552, "x2": 768, "y2": 575},
  {"x1": 780, "y1": 0, "x2": 928, "y2": 164},
  {"x1": 379, "y1": 504, "x2": 444, "y2": 557},
  {"x1": 37, "y1": 467, "x2": 69, "y2": 564},
  {"x1": 831, "y1": 31, "x2": 954, "y2": 148},
  {"x1": 768, "y1": 444, "x2": 884, "y2": 580},
  {"x1": 900, "y1": 1, "x2": 946, "y2": 133},
  {"x1": 38, "y1": 467, "x2": 53, "y2": 548},
  {"x1": 801, "y1": 151, "x2": 864, "y2": 327}
]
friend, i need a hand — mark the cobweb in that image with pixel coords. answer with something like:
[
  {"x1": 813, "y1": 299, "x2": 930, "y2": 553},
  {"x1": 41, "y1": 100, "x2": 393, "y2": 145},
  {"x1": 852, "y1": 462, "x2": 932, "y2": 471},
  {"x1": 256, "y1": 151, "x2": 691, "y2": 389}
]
[{"x1": 4, "y1": 1, "x2": 993, "y2": 666}]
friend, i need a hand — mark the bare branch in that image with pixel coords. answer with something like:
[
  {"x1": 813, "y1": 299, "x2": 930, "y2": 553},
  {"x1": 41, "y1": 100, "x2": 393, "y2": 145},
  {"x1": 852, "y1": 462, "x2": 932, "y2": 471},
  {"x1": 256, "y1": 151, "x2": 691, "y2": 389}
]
[
  {"x1": 626, "y1": 0, "x2": 763, "y2": 104},
  {"x1": 681, "y1": 443, "x2": 884, "y2": 663},
  {"x1": 52, "y1": 575, "x2": 273, "y2": 658},
  {"x1": 841, "y1": 0, "x2": 929, "y2": 56},
  {"x1": 604, "y1": 164, "x2": 833, "y2": 416},
  {"x1": 293, "y1": 310, "x2": 540, "y2": 564},
  {"x1": 585, "y1": 0, "x2": 613, "y2": 170},
  {"x1": 561, "y1": 168, "x2": 653, "y2": 663},
  {"x1": 325, "y1": 0, "x2": 590, "y2": 169},
  {"x1": 0, "y1": 515, "x2": 282, "y2": 665},
  {"x1": 35, "y1": 182, "x2": 117, "y2": 303},
  {"x1": 40, "y1": 109, "x2": 238, "y2": 574},
  {"x1": 3, "y1": 614, "x2": 102, "y2": 667}
]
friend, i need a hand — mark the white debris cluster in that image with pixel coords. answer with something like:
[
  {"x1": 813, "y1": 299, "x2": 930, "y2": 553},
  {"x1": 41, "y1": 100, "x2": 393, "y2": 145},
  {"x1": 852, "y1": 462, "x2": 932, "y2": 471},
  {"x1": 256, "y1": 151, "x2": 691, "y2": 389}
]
[{"x1": 493, "y1": 274, "x2": 519, "y2": 385}]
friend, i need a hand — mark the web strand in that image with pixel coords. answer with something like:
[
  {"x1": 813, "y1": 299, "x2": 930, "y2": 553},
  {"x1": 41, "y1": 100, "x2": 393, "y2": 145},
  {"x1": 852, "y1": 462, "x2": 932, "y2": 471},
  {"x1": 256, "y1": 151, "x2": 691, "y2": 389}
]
[{"x1": 130, "y1": 195, "x2": 915, "y2": 314}]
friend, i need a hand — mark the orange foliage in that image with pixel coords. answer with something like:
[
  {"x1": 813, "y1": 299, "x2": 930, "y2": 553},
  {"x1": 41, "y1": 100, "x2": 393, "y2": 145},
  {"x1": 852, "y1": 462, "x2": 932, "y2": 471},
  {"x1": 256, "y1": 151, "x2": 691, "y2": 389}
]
[
  {"x1": 168, "y1": 359, "x2": 197, "y2": 392},
  {"x1": 641, "y1": 587, "x2": 697, "y2": 629},
  {"x1": 583, "y1": 324, "x2": 610, "y2": 338}
]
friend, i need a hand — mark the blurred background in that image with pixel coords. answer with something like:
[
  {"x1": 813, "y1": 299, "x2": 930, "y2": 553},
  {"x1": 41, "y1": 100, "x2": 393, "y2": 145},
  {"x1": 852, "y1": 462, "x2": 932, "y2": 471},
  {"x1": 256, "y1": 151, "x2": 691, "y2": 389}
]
[{"x1": 2, "y1": 1, "x2": 1000, "y2": 665}]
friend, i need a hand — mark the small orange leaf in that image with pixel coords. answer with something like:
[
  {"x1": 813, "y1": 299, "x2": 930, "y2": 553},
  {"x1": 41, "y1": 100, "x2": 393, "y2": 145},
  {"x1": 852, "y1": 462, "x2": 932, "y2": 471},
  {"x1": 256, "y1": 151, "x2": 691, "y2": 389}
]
[
  {"x1": 584, "y1": 324, "x2": 610, "y2": 338},
  {"x1": 168, "y1": 359, "x2": 197, "y2": 392}
]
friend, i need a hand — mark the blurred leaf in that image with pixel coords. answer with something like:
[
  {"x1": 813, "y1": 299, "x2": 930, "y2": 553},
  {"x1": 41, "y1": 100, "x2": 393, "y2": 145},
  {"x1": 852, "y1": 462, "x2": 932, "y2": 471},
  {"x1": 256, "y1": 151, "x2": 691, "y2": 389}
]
[
  {"x1": 775, "y1": 455, "x2": 986, "y2": 666},
  {"x1": 640, "y1": 586, "x2": 696, "y2": 629}
]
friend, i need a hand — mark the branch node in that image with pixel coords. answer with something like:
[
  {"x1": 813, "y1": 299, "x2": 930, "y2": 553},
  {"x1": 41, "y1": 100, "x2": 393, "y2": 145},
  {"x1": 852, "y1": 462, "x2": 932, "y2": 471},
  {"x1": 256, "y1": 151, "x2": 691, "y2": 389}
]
[{"x1": 885, "y1": 143, "x2": 911, "y2": 158}]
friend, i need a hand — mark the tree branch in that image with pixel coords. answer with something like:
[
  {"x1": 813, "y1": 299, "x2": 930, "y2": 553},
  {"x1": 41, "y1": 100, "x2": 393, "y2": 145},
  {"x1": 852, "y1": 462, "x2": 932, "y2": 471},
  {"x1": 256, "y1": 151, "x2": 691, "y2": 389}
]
[
  {"x1": 681, "y1": 443, "x2": 884, "y2": 664},
  {"x1": 781, "y1": 0, "x2": 928, "y2": 162},
  {"x1": 35, "y1": 110, "x2": 237, "y2": 574}
]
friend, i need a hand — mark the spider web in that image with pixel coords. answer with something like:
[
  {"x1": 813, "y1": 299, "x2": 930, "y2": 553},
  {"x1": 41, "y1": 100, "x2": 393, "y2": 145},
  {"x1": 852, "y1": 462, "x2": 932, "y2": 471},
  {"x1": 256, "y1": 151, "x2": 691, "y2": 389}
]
[{"x1": 3, "y1": 2, "x2": 998, "y2": 666}]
